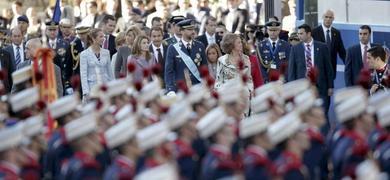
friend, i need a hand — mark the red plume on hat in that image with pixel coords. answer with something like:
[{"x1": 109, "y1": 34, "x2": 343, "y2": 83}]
[
  {"x1": 211, "y1": 90, "x2": 219, "y2": 99},
  {"x1": 206, "y1": 76, "x2": 215, "y2": 88},
  {"x1": 36, "y1": 100, "x2": 47, "y2": 111},
  {"x1": 134, "y1": 81, "x2": 143, "y2": 91},
  {"x1": 151, "y1": 64, "x2": 162, "y2": 75},
  {"x1": 129, "y1": 96, "x2": 137, "y2": 113},
  {"x1": 127, "y1": 62, "x2": 136, "y2": 73},
  {"x1": 241, "y1": 74, "x2": 249, "y2": 83},
  {"x1": 95, "y1": 98, "x2": 104, "y2": 110},
  {"x1": 70, "y1": 75, "x2": 81, "y2": 90},
  {"x1": 238, "y1": 60, "x2": 245, "y2": 71},
  {"x1": 142, "y1": 68, "x2": 151, "y2": 78},
  {"x1": 269, "y1": 69, "x2": 280, "y2": 82},
  {"x1": 177, "y1": 80, "x2": 189, "y2": 94},
  {"x1": 356, "y1": 68, "x2": 371, "y2": 89},
  {"x1": 200, "y1": 65, "x2": 210, "y2": 78},
  {"x1": 0, "y1": 69, "x2": 7, "y2": 81},
  {"x1": 307, "y1": 67, "x2": 318, "y2": 85},
  {"x1": 100, "y1": 84, "x2": 108, "y2": 92}
]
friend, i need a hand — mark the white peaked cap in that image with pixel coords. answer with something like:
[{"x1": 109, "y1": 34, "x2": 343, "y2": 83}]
[
  {"x1": 196, "y1": 107, "x2": 229, "y2": 138},
  {"x1": 48, "y1": 94, "x2": 80, "y2": 119},
  {"x1": 251, "y1": 90, "x2": 280, "y2": 114},
  {"x1": 135, "y1": 163, "x2": 178, "y2": 180},
  {"x1": 105, "y1": 118, "x2": 137, "y2": 149},
  {"x1": 9, "y1": 87, "x2": 39, "y2": 112},
  {"x1": 336, "y1": 95, "x2": 367, "y2": 123},
  {"x1": 12, "y1": 66, "x2": 32, "y2": 85},
  {"x1": 24, "y1": 114, "x2": 44, "y2": 137},
  {"x1": 136, "y1": 121, "x2": 170, "y2": 151},
  {"x1": 255, "y1": 81, "x2": 282, "y2": 96},
  {"x1": 294, "y1": 89, "x2": 316, "y2": 113},
  {"x1": 64, "y1": 113, "x2": 97, "y2": 142},
  {"x1": 164, "y1": 100, "x2": 193, "y2": 130},
  {"x1": 377, "y1": 104, "x2": 390, "y2": 128},
  {"x1": 282, "y1": 79, "x2": 310, "y2": 100},
  {"x1": 0, "y1": 123, "x2": 24, "y2": 152},
  {"x1": 106, "y1": 79, "x2": 129, "y2": 98},
  {"x1": 217, "y1": 78, "x2": 244, "y2": 104},
  {"x1": 267, "y1": 111, "x2": 302, "y2": 145},
  {"x1": 187, "y1": 83, "x2": 208, "y2": 104},
  {"x1": 115, "y1": 105, "x2": 133, "y2": 121},
  {"x1": 334, "y1": 86, "x2": 366, "y2": 105},
  {"x1": 368, "y1": 91, "x2": 390, "y2": 113},
  {"x1": 140, "y1": 79, "x2": 161, "y2": 102},
  {"x1": 239, "y1": 112, "x2": 271, "y2": 139},
  {"x1": 355, "y1": 160, "x2": 381, "y2": 180}
]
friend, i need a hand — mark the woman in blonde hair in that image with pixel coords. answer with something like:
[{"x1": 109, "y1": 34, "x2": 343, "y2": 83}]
[
  {"x1": 80, "y1": 28, "x2": 114, "y2": 102},
  {"x1": 127, "y1": 35, "x2": 155, "y2": 82},
  {"x1": 206, "y1": 43, "x2": 222, "y2": 79},
  {"x1": 114, "y1": 25, "x2": 143, "y2": 78}
]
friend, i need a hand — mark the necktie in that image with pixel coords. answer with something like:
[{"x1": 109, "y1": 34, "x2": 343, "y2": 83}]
[
  {"x1": 272, "y1": 42, "x2": 276, "y2": 51},
  {"x1": 103, "y1": 35, "x2": 109, "y2": 49},
  {"x1": 305, "y1": 44, "x2": 312, "y2": 72},
  {"x1": 51, "y1": 41, "x2": 56, "y2": 49},
  {"x1": 363, "y1": 45, "x2": 368, "y2": 68},
  {"x1": 156, "y1": 48, "x2": 163, "y2": 63},
  {"x1": 15, "y1": 46, "x2": 21, "y2": 65},
  {"x1": 186, "y1": 43, "x2": 191, "y2": 54},
  {"x1": 326, "y1": 29, "x2": 331, "y2": 48}
]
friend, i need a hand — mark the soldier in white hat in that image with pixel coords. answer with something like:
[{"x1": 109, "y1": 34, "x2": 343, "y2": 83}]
[
  {"x1": 373, "y1": 102, "x2": 390, "y2": 175},
  {"x1": 197, "y1": 107, "x2": 240, "y2": 179},
  {"x1": 20, "y1": 115, "x2": 46, "y2": 179},
  {"x1": 269, "y1": 111, "x2": 310, "y2": 179},
  {"x1": 103, "y1": 118, "x2": 141, "y2": 180},
  {"x1": 8, "y1": 87, "x2": 40, "y2": 119},
  {"x1": 332, "y1": 92, "x2": 374, "y2": 179},
  {"x1": 0, "y1": 123, "x2": 26, "y2": 179},
  {"x1": 59, "y1": 113, "x2": 104, "y2": 179},
  {"x1": 240, "y1": 113, "x2": 276, "y2": 179}
]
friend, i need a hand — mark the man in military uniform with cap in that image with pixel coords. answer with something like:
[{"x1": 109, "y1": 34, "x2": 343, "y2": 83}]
[
  {"x1": 59, "y1": 19, "x2": 75, "y2": 44},
  {"x1": 257, "y1": 20, "x2": 290, "y2": 83},
  {"x1": 45, "y1": 20, "x2": 73, "y2": 95},
  {"x1": 165, "y1": 19, "x2": 207, "y2": 96},
  {"x1": 164, "y1": 15, "x2": 186, "y2": 46}
]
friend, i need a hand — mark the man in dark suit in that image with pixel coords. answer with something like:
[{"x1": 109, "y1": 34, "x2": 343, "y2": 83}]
[
  {"x1": 312, "y1": 10, "x2": 346, "y2": 79},
  {"x1": 288, "y1": 24, "x2": 334, "y2": 129},
  {"x1": 149, "y1": 27, "x2": 168, "y2": 82},
  {"x1": 0, "y1": 49, "x2": 13, "y2": 92},
  {"x1": 4, "y1": 27, "x2": 25, "y2": 73},
  {"x1": 101, "y1": 15, "x2": 117, "y2": 58},
  {"x1": 45, "y1": 20, "x2": 72, "y2": 95},
  {"x1": 196, "y1": 16, "x2": 222, "y2": 48},
  {"x1": 345, "y1": 25, "x2": 380, "y2": 87},
  {"x1": 164, "y1": 16, "x2": 186, "y2": 46},
  {"x1": 165, "y1": 19, "x2": 207, "y2": 96}
]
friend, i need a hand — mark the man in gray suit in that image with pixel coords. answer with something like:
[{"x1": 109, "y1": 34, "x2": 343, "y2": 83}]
[{"x1": 14, "y1": 38, "x2": 63, "y2": 97}]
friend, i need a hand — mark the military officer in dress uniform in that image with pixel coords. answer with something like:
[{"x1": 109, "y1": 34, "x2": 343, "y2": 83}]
[
  {"x1": 45, "y1": 20, "x2": 73, "y2": 95},
  {"x1": 257, "y1": 20, "x2": 290, "y2": 83},
  {"x1": 164, "y1": 16, "x2": 186, "y2": 46},
  {"x1": 240, "y1": 113, "x2": 276, "y2": 180},
  {"x1": 165, "y1": 19, "x2": 208, "y2": 96},
  {"x1": 367, "y1": 46, "x2": 389, "y2": 94},
  {"x1": 59, "y1": 113, "x2": 104, "y2": 179}
]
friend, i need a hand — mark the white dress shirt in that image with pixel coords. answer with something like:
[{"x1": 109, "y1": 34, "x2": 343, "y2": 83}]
[
  {"x1": 152, "y1": 44, "x2": 164, "y2": 62},
  {"x1": 205, "y1": 32, "x2": 216, "y2": 45},
  {"x1": 321, "y1": 24, "x2": 332, "y2": 41},
  {"x1": 12, "y1": 43, "x2": 24, "y2": 63},
  {"x1": 49, "y1": 39, "x2": 57, "y2": 49},
  {"x1": 305, "y1": 39, "x2": 314, "y2": 66}
]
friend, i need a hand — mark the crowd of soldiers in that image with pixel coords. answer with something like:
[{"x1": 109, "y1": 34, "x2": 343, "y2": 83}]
[{"x1": 0, "y1": 0, "x2": 389, "y2": 179}]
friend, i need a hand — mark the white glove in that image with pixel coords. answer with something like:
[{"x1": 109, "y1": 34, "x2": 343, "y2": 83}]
[{"x1": 167, "y1": 91, "x2": 176, "y2": 97}]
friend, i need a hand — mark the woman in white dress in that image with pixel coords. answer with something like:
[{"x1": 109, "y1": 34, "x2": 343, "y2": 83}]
[{"x1": 80, "y1": 28, "x2": 114, "y2": 102}]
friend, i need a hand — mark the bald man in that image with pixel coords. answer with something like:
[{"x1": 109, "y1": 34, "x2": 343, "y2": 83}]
[
  {"x1": 14, "y1": 38, "x2": 63, "y2": 96},
  {"x1": 312, "y1": 10, "x2": 346, "y2": 79}
]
